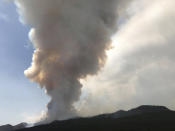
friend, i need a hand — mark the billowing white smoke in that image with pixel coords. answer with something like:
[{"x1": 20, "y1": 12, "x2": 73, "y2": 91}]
[
  {"x1": 75, "y1": 0, "x2": 175, "y2": 116},
  {"x1": 15, "y1": 0, "x2": 130, "y2": 123}
]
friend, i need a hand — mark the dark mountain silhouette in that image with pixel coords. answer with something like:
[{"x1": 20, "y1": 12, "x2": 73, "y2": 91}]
[
  {"x1": 0, "y1": 124, "x2": 12, "y2": 131},
  {"x1": 0, "y1": 123, "x2": 27, "y2": 131},
  {"x1": 94, "y1": 105, "x2": 170, "y2": 119},
  {"x1": 1, "y1": 105, "x2": 175, "y2": 131}
]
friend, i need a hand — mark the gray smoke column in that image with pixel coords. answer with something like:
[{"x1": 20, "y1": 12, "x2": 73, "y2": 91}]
[
  {"x1": 75, "y1": 0, "x2": 175, "y2": 116},
  {"x1": 15, "y1": 0, "x2": 130, "y2": 123}
]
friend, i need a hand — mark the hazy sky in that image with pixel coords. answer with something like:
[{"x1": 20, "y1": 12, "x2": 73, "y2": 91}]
[
  {"x1": 76, "y1": 0, "x2": 175, "y2": 116},
  {"x1": 0, "y1": 1, "x2": 49, "y2": 125}
]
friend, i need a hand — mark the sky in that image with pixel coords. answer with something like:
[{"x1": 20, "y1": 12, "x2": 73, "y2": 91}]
[
  {"x1": 1, "y1": 0, "x2": 175, "y2": 126},
  {"x1": 0, "y1": 0, "x2": 49, "y2": 125}
]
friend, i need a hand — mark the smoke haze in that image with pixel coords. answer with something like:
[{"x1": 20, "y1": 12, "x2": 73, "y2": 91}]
[
  {"x1": 15, "y1": 0, "x2": 175, "y2": 124},
  {"x1": 75, "y1": 0, "x2": 175, "y2": 116},
  {"x1": 15, "y1": 0, "x2": 131, "y2": 123}
]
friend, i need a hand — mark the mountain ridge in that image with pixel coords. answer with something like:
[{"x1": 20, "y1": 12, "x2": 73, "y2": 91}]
[{"x1": 1, "y1": 105, "x2": 174, "y2": 131}]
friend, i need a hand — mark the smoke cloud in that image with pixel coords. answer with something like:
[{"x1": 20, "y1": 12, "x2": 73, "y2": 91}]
[
  {"x1": 75, "y1": 0, "x2": 175, "y2": 116},
  {"x1": 15, "y1": 0, "x2": 131, "y2": 123}
]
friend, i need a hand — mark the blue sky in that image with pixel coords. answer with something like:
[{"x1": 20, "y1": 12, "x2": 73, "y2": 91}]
[{"x1": 0, "y1": 1, "x2": 49, "y2": 125}]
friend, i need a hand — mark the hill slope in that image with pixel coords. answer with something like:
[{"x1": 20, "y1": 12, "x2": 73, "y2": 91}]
[
  {"x1": 15, "y1": 105, "x2": 175, "y2": 131},
  {"x1": 0, "y1": 123, "x2": 27, "y2": 131}
]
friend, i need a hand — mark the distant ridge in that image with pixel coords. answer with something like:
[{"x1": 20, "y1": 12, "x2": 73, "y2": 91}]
[
  {"x1": 0, "y1": 123, "x2": 27, "y2": 131},
  {"x1": 1, "y1": 105, "x2": 175, "y2": 131},
  {"x1": 129, "y1": 105, "x2": 169, "y2": 112},
  {"x1": 95, "y1": 105, "x2": 170, "y2": 119}
]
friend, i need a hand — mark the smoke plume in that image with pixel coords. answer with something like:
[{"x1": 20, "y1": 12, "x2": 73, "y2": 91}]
[
  {"x1": 75, "y1": 0, "x2": 175, "y2": 116},
  {"x1": 15, "y1": 0, "x2": 130, "y2": 123}
]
